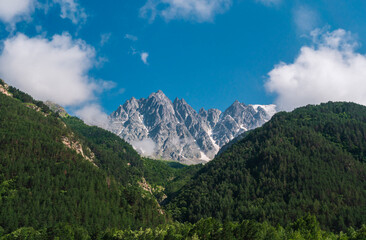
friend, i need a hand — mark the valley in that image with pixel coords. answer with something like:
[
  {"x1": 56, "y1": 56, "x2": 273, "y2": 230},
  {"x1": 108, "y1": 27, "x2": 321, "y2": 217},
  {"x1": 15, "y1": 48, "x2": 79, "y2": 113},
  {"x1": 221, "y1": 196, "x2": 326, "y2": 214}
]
[{"x1": 0, "y1": 80, "x2": 365, "y2": 239}]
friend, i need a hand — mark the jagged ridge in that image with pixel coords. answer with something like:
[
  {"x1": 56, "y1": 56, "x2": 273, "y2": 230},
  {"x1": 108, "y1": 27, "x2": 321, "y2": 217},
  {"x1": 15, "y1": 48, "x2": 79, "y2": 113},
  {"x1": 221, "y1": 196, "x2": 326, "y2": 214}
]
[{"x1": 109, "y1": 90, "x2": 276, "y2": 164}]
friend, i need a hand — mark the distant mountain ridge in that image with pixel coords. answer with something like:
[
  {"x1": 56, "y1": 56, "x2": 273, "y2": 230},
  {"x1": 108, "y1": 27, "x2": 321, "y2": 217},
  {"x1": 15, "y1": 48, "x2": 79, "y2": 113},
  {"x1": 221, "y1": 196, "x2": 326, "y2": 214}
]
[{"x1": 109, "y1": 90, "x2": 276, "y2": 164}]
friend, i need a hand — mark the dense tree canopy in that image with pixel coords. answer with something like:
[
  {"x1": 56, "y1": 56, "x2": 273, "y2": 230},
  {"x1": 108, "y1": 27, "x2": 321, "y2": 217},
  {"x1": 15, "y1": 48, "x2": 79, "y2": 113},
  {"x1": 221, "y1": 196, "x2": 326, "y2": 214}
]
[
  {"x1": 1, "y1": 216, "x2": 365, "y2": 240},
  {"x1": 168, "y1": 102, "x2": 366, "y2": 231},
  {"x1": 0, "y1": 91, "x2": 166, "y2": 235}
]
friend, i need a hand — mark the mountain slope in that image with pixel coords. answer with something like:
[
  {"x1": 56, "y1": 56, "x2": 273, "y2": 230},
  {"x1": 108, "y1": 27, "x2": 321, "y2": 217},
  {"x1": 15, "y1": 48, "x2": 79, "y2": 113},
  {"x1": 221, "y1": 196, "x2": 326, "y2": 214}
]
[
  {"x1": 167, "y1": 102, "x2": 366, "y2": 231},
  {"x1": 0, "y1": 84, "x2": 167, "y2": 234},
  {"x1": 62, "y1": 116, "x2": 144, "y2": 185},
  {"x1": 109, "y1": 90, "x2": 276, "y2": 164}
]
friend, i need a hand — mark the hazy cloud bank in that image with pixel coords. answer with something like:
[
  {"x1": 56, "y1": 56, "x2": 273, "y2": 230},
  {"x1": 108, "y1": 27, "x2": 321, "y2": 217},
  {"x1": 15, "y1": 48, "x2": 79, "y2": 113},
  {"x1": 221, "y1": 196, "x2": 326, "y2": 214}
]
[
  {"x1": 131, "y1": 138, "x2": 157, "y2": 156},
  {"x1": 74, "y1": 104, "x2": 109, "y2": 128}
]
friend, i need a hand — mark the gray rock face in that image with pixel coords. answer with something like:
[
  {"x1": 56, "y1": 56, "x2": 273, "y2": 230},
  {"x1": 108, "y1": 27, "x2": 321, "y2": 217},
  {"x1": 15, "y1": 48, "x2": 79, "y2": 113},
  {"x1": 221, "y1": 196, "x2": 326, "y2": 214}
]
[{"x1": 109, "y1": 90, "x2": 276, "y2": 164}]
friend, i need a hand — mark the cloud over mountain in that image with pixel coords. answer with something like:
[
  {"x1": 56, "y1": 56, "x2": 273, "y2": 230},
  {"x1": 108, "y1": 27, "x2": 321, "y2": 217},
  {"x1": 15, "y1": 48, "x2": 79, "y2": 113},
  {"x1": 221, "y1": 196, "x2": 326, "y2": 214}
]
[
  {"x1": 74, "y1": 104, "x2": 109, "y2": 128},
  {"x1": 266, "y1": 28, "x2": 366, "y2": 111}
]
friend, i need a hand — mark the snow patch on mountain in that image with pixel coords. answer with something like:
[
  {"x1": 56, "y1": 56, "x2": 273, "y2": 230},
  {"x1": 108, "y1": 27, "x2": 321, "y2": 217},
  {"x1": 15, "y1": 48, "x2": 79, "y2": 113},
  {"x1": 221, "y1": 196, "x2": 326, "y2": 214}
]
[{"x1": 207, "y1": 129, "x2": 220, "y2": 151}]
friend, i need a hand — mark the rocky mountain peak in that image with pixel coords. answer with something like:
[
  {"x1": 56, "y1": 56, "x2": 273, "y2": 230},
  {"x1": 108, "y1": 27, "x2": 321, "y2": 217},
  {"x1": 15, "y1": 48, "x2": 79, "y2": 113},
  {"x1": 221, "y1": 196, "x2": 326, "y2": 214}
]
[
  {"x1": 123, "y1": 97, "x2": 140, "y2": 113},
  {"x1": 198, "y1": 108, "x2": 207, "y2": 117},
  {"x1": 173, "y1": 97, "x2": 190, "y2": 108},
  {"x1": 173, "y1": 98, "x2": 197, "y2": 121},
  {"x1": 149, "y1": 90, "x2": 169, "y2": 101},
  {"x1": 109, "y1": 92, "x2": 277, "y2": 164},
  {"x1": 224, "y1": 100, "x2": 246, "y2": 116}
]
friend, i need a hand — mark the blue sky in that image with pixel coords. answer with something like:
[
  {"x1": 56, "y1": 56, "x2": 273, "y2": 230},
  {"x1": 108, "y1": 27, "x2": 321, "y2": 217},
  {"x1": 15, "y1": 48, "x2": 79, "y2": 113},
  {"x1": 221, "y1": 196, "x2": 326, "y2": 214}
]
[{"x1": 0, "y1": 0, "x2": 366, "y2": 125}]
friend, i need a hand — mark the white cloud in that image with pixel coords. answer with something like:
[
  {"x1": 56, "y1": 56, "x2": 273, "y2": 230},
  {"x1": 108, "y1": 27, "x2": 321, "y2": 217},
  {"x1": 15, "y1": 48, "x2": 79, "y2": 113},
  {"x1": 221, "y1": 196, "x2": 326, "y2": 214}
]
[
  {"x1": 131, "y1": 138, "x2": 156, "y2": 156},
  {"x1": 0, "y1": 33, "x2": 114, "y2": 127},
  {"x1": 75, "y1": 104, "x2": 109, "y2": 128},
  {"x1": 310, "y1": 28, "x2": 357, "y2": 51},
  {"x1": 0, "y1": 0, "x2": 35, "y2": 25},
  {"x1": 141, "y1": 52, "x2": 149, "y2": 65},
  {"x1": 0, "y1": 33, "x2": 97, "y2": 106},
  {"x1": 293, "y1": 5, "x2": 319, "y2": 34},
  {"x1": 124, "y1": 34, "x2": 138, "y2": 41},
  {"x1": 0, "y1": 0, "x2": 87, "y2": 27},
  {"x1": 265, "y1": 28, "x2": 366, "y2": 111},
  {"x1": 124, "y1": 35, "x2": 149, "y2": 65},
  {"x1": 53, "y1": 0, "x2": 86, "y2": 24},
  {"x1": 140, "y1": 0, "x2": 232, "y2": 22},
  {"x1": 256, "y1": 0, "x2": 281, "y2": 7}
]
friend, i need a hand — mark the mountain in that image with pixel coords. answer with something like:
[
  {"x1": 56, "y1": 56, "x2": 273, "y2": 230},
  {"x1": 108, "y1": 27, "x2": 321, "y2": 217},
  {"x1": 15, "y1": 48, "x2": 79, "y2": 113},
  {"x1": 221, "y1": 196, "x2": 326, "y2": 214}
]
[
  {"x1": 166, "y1": 102, "x2": 366, "y2": 231},
  {"x1": 1, "y1": 79, "x2": 365, "y2": 238},
  {"x1": 0, "y1": 81, "x2": 169, "y2": 234},
  {"x1": 109, "y1": 90, "x2": 276, "y2": 164}
]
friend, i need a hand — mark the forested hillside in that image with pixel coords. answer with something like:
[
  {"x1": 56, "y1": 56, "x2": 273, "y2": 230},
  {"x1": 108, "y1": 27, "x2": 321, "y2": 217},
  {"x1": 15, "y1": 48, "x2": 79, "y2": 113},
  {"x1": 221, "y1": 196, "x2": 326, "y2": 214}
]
[
  {"x1": 62, "y1": 117, "x2": 144, "y2": 185},
  {"x1": 167, "y1": 102, "x2": 366, "y2": 231},
  {"x1": 62, "y1": 117, "x2": 202, "y2": 204},
  {"x1": 0, "y1": 84, "x2": 168, "y2": 235}
]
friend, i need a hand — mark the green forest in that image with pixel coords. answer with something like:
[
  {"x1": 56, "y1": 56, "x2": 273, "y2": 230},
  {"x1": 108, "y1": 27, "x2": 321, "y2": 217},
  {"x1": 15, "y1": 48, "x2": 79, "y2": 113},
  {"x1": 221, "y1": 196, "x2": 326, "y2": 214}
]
[
  {"x1": 167, "y1": 102, "x2": 366, "y2": 232},
  {"x1": 0, "y1": 80, "x2": 365, "y2": 239},
  {"x1": 0, "y1": 85, "x2": 168, "y2": 236}
]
